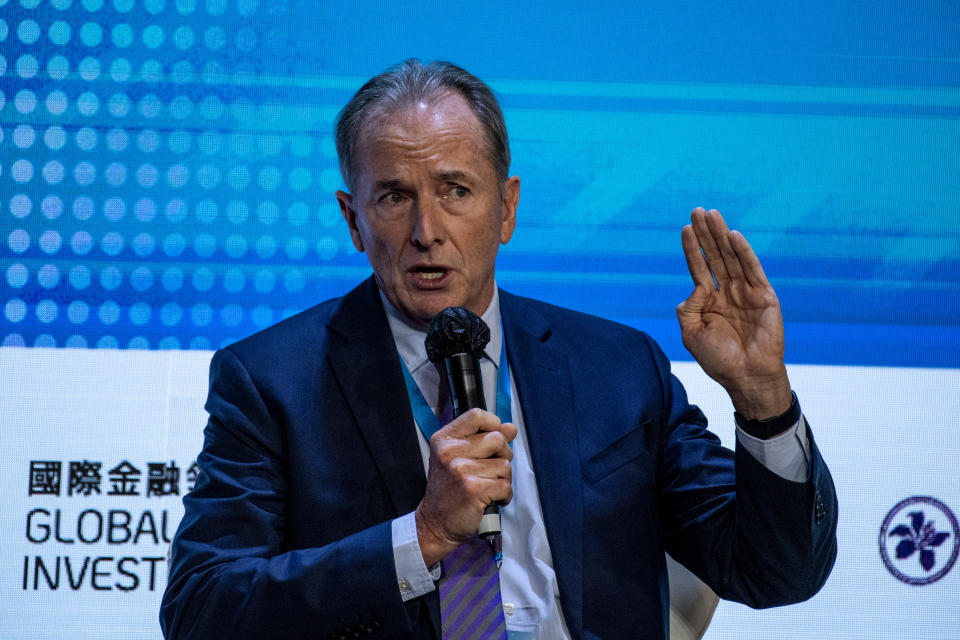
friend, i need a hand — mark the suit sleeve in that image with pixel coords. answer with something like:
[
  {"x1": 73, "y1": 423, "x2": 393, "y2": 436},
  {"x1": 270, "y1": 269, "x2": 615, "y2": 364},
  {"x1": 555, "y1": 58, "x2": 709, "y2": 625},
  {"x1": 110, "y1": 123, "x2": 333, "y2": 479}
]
[
  {"x1": 646, "y1": 335, "x2": 838, "y2": 608},
  {"x1": 160, "y1": 347, "x2": 424, "y2": 639}
]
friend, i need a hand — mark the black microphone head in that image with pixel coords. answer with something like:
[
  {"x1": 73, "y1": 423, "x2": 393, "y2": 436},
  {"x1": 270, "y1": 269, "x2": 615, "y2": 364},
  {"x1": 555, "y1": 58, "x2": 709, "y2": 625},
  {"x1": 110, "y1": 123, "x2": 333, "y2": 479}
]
[{"x1": 425, "y1": 307, "x2": 490, "y2": 363}]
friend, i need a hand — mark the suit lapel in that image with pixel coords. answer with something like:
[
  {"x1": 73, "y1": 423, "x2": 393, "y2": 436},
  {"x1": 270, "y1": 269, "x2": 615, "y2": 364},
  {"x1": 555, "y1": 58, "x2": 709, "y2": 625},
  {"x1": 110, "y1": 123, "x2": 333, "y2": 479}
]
[
  {"x1": 327, "y1": 279, "x2": 443, "y2": 637},
  {"x1": 501, "y1": 291, "x2": 584, "y2": 640},
  {"x1": 325, "y1": 278, "x2": 427, "y2": 517}
]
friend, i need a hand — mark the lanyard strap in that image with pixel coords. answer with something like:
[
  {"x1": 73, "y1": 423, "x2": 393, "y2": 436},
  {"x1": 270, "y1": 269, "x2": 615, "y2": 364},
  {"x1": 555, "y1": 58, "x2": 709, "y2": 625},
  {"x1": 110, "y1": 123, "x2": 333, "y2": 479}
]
[{"x1": 399, "y1": 341, "x2": 513, "y2": 442}]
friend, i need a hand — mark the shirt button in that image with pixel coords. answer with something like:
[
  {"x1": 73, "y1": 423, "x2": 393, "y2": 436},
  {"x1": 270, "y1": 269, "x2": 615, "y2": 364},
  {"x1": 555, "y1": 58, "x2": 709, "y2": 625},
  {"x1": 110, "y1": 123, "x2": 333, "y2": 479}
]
[
  {"x1": 398, "y1": 578, "x2": 412, "y2": 592},
  {"x1": 503, "y1": 602, "x2": 515, "y2": 616}
]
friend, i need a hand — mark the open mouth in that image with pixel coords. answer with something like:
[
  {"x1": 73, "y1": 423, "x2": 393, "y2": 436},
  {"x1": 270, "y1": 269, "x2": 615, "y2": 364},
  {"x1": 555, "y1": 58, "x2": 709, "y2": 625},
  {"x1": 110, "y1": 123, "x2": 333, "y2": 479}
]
[{"x1": 410, "y1": 266, "x2": 449, "y2": 284}]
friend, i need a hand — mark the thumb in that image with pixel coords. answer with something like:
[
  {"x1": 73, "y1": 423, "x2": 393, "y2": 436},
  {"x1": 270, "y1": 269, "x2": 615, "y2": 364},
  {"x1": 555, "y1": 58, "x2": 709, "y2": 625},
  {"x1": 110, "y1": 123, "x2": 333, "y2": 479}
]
[{"x1": 676, "y1": 286, "x2": 707, "y2": 326}]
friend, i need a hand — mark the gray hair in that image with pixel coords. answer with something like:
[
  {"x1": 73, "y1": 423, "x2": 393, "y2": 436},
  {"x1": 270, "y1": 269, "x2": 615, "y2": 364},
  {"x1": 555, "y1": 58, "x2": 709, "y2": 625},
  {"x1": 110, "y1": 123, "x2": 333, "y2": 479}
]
[{"x1": 334, "y1": 59, "x2": 510, "y2": 192}]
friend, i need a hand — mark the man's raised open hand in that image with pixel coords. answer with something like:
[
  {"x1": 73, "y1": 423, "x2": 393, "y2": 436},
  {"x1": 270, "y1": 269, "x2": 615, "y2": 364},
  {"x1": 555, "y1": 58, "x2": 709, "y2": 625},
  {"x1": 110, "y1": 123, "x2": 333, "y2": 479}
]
[{"x1": 676, "y1": 207, "x2": 793, "y2": 421}]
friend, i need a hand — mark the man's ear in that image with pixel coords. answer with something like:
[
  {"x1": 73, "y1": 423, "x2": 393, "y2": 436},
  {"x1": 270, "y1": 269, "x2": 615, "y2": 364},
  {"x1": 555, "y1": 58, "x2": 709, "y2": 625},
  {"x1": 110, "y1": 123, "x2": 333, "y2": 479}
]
[
  {"x1": 499, "y1": 176, "x2": 520, "y2": 245},
  {"x1": 336, "y1": 190, "x2": 365, "y2": 252}
]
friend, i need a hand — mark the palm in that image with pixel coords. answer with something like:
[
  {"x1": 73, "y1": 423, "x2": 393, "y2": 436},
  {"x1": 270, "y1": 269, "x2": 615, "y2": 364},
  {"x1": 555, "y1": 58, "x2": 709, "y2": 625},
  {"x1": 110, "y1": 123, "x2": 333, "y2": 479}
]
[{"x1": 676, "y1": 209, "x2": 791, "y2": 419}]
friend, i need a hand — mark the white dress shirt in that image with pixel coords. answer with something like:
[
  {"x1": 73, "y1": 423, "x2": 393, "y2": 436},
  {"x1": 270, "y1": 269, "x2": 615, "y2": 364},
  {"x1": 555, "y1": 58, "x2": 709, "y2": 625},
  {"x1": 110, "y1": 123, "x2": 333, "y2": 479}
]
[{"x1": 383, "y1": 288, "x2": 810, "y2": 639}]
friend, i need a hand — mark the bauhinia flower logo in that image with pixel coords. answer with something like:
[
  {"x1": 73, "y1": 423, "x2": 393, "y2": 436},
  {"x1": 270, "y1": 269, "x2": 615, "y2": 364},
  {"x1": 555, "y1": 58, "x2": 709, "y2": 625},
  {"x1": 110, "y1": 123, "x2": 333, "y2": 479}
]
[
  {"x1": 880, "y1": 496, "x2": 960, "y2": 586},
  {"x1": 888, "y1": 511, "x2": 950, "y2": 571}
]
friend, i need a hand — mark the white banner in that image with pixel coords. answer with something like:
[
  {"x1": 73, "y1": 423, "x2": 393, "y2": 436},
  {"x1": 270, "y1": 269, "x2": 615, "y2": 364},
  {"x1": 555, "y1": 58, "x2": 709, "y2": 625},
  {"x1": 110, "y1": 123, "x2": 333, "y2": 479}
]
[{"x1": 1, "y1": 348, "x2": 958, "y2": 638}]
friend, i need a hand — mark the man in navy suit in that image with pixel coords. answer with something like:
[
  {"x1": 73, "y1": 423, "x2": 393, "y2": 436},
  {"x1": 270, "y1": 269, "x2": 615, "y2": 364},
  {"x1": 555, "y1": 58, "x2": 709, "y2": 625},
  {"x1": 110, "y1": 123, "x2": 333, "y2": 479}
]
[{"x1": 161, "y1": 60, "x2": 837, "y2": 639}]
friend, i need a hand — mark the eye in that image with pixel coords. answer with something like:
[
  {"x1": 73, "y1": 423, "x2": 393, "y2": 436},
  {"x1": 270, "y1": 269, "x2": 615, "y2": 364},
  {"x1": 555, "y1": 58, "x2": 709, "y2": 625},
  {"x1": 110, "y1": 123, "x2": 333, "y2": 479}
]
[
  {"x1": 448, "y1": 185, "x2": 469, "y2": 199},
  {"x1": 379, "y1": 191, "x2": 407, "y2": 205}
]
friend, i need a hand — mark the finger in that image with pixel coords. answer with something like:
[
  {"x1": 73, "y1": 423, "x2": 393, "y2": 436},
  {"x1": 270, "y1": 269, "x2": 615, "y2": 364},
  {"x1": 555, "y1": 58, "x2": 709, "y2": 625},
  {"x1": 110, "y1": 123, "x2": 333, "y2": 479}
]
[
  {"x1": 691, "y1": 207, "x2": 729, "y2": 285},
  {"x1": 467, "y1": 418, "x2": 516, "y2": 448},
  {"x1": 729, "y1": 230, "x2": 771, "y2": 288},
  {"x1": 445, "y1": 459, "x2": 511, "y2": 500},
  {"x1": 440, "y1": 407, "x2": 501, "y2": 439},
  {"x1": 468, "y1": 429, "x2": 514, "y2": 461},
  {"x1": 494, "y1": 421, "x2": 517, "y2": 445},
  {"x1": 681, "y1": 224, "x2": 714, "y2": 290},
  {"x1": 449, "y1": 429, "x2": 512, "y2": 464},
  {"x1": 475, "y1": 476, "x2": 513, "y2": 506},
  {"x1": 444, "y1": 457, "x2": 510, "y2": 485},
  {"x1": 705, "y1": 210, "x2": 746, "y2": 283},
  {"x1": 433, "y1": 419, "x2": 514, "y2": 463},
  {"x1": 676, "y1": 286, "x2": 707, "y2": 323},
  {"x1": 472, "y1": 456, "x2": 512, "y2": 480}
]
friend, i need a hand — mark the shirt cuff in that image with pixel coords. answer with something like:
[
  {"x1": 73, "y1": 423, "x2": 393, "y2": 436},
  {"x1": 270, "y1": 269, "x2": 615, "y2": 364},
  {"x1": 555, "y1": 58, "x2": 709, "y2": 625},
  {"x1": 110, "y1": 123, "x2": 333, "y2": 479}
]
[
  {"x1": 391, "y1": 511, "x2": 439, "y2": 602},
  {"x1": 735, "y1": 414, "x2": 812, "y2": 483}
]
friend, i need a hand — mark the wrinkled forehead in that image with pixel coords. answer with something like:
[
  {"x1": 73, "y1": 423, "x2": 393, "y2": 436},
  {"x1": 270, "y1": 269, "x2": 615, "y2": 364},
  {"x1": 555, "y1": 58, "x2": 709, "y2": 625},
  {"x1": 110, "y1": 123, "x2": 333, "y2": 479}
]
[
  {"x1": 362, "y1": 92, "x2": 480, "y2": 140},
  {"x1": 353, "y1": 92, "x2": 493, "y2": 169}
]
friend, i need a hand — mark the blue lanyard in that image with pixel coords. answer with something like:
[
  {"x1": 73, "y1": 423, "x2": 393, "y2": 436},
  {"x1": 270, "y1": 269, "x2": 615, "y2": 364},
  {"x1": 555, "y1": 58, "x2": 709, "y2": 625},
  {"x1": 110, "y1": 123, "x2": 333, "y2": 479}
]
[{"x1": 399, "y1": 341, "x2": 512, "y2": 441}]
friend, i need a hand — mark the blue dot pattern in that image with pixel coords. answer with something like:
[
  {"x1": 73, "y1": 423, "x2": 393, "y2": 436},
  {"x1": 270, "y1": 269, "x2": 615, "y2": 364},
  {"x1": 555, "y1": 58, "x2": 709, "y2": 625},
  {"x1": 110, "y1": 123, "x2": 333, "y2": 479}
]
[{"x1": 1, "y1": 0, "x2": 354, "y2": 349}]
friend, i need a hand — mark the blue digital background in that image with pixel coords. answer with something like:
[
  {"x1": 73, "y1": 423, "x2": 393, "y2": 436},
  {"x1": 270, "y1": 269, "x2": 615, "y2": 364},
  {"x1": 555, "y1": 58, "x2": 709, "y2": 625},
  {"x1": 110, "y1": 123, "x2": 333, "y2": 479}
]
[{"x1": 2, "y1": 0, "x2": 958, "y2": 367}]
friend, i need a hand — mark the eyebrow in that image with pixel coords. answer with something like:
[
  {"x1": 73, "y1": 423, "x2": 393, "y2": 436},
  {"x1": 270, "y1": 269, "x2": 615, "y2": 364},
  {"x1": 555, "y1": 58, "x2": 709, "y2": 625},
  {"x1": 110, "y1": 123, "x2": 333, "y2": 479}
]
[
  {"x1": 373, "y1": 171, "x2": 474, "y2": 191},
  {"x1": 373, "y1": 179, "x2": 404, "y2": 191},
  {"x1": 437, "y1": 170, "x2": 470, "y2": 182}
]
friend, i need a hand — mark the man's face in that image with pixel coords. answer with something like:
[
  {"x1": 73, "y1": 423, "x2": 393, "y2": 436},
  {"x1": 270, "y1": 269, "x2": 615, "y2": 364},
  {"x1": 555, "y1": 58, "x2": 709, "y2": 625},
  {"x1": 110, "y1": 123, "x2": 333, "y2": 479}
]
[{"x1": 337, "y1": 92, "x2": 519, "y2": 329}]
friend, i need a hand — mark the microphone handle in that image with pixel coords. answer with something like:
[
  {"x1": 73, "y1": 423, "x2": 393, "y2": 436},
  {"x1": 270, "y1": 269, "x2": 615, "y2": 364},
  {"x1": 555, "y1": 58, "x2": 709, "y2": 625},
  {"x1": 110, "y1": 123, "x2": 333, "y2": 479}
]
[
  {"x1": 444, "y1": 352, "x2": 485, "y2": 417},
  {"x1": 443, "y1": 352, "x2": 502, "y2": 543}
]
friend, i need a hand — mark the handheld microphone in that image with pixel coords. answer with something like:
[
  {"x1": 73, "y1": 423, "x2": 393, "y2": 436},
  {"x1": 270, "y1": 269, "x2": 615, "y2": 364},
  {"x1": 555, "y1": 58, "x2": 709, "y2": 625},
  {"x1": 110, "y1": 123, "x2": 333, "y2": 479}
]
[{"x1": 425, "y1": 307, "x2": 503, "y2": 556}]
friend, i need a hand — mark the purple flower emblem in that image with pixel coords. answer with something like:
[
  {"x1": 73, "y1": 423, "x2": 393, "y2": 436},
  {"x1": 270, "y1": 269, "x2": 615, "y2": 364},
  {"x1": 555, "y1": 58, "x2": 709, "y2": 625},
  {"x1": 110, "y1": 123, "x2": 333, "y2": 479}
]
[
  {"x1": 880, "y1": 496, "x2": 960, "y2": 586},
  {"x1": 888, "y1": 511, "x2": 951, "y2": 571}
]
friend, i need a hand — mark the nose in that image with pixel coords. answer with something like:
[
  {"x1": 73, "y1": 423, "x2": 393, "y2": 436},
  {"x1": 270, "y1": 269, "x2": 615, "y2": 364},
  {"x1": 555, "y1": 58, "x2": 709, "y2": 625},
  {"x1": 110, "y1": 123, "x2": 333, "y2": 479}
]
[{"x1": 409, "y1": 197, "x2": 444, "y2": 249}]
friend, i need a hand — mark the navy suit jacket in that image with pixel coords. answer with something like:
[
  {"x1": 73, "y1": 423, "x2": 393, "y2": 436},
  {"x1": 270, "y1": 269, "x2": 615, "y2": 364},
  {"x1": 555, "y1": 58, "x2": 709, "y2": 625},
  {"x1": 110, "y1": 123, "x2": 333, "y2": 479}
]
[{"x1": 161, "y1": 277, "x2": 837, "y2": 640}]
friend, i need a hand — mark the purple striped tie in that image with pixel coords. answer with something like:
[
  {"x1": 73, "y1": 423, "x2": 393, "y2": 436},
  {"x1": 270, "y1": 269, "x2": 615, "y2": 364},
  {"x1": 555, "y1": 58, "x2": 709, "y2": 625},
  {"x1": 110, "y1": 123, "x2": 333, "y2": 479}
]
[{"x1": 439, "y1": 535, "x2": 508, "y2": 640}]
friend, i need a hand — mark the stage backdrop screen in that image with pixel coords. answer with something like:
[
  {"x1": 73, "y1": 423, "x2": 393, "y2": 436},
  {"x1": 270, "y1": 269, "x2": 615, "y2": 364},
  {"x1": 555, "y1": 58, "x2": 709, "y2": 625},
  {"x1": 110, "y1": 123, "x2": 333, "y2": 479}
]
[{"x1": 1, "y1": 1, "x2": 958, "y2": 638}]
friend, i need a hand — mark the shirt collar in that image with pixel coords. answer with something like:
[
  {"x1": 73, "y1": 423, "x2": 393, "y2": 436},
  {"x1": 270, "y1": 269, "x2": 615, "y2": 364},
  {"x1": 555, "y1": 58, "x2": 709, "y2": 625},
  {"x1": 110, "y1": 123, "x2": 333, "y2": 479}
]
[{"x1": 381, "y1": 288, "x2": 503, "y2": 375}]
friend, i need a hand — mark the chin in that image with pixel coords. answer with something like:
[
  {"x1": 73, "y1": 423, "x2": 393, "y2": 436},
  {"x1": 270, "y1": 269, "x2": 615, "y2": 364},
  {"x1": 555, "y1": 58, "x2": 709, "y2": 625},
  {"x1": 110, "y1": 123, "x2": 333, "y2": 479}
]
[
  {"x1": 418, "y1": 303, "x2": 455, "y2": 324},
  {"x1": 407, "y1": 297, "x2": 463, "y2": 327}
]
